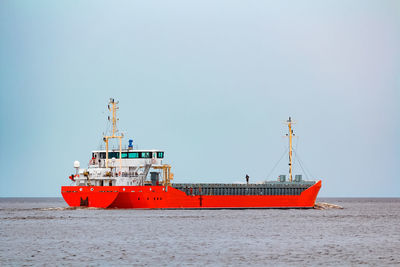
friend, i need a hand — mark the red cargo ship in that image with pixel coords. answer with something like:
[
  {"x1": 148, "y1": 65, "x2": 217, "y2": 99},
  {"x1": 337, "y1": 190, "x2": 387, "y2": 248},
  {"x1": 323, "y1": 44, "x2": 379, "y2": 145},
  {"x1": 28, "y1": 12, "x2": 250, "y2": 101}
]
[{"x1": 61, "y1": 99, "x2": 321, "y2": 209}]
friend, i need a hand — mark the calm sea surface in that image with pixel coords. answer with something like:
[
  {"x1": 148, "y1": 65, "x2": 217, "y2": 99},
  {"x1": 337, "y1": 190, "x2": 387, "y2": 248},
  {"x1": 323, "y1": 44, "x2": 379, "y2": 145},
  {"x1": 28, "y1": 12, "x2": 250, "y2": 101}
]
[{"x1": 0, "y1": 198, "x2": 399, "y2": 266}]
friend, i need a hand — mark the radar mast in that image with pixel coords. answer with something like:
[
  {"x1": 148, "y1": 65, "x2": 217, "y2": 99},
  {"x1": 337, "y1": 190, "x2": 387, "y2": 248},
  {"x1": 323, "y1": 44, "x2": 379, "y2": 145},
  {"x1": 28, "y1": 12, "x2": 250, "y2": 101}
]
[{"x1": 103, "y1": 98, "x2": 124, "y2": 169}]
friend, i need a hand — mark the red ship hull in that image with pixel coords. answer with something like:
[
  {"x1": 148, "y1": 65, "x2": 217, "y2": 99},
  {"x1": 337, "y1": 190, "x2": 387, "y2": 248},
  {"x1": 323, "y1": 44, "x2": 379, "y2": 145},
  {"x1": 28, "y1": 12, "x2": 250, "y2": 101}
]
[{"x1": 62, "y1": 180, "x2": 321, "y2": 209}]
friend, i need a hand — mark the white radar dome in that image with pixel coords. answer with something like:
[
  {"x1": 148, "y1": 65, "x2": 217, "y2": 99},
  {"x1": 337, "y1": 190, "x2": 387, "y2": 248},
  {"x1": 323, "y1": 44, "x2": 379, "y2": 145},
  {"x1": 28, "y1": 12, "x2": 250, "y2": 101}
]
[{"x1": 74, "y1": 161, "x2": 80, "y2": 168}]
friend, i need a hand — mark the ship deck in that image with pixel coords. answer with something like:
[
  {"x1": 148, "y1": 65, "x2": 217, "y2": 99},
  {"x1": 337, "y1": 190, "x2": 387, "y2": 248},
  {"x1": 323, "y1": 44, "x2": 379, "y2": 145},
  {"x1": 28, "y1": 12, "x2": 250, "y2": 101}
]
[{"x1": 172, "y1": 181, "x2": 316, "y2": 196}]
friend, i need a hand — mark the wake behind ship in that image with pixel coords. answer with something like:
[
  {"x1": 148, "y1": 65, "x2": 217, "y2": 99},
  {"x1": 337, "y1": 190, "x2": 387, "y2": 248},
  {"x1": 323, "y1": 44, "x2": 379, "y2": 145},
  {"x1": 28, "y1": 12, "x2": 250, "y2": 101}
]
[{"x1": 61, "y1": 99, "x2": 321, "y2": 209}]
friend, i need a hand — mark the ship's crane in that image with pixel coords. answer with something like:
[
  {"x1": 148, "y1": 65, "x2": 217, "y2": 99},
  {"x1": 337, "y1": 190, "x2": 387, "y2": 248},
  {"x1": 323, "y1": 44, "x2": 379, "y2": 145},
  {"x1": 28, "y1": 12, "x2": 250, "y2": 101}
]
[{"x1": 152, "y1": 164, "x2": 174, "y2": 187}]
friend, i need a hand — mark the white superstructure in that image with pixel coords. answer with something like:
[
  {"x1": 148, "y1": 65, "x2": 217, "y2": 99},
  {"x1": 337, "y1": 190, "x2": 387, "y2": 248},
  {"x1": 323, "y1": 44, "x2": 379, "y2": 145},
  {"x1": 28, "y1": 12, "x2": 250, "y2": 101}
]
[{"x1": 69, "y1": 99, "x2": 173, "y2": 187}]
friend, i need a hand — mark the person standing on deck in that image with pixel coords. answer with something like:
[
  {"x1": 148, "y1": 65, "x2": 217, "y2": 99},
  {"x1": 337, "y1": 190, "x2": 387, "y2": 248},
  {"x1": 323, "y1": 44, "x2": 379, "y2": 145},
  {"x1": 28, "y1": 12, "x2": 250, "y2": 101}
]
[{"x1": 246, "y1": 174, "x2": 249, "y2": 184}]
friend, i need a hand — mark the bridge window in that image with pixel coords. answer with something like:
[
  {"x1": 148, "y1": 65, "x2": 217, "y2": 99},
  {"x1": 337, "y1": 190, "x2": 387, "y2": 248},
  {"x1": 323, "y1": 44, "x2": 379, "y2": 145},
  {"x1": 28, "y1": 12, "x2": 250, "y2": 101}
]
[
  {"x1": 128, "y1": 152, "x2": 139, "y2": 158},
  {"x1": 108, "y1": 152, "x2": 119, "y2": 158},
  {"x1": 140, "y1": 152, "x2": 152, "y2": 158},
  {"x1": 157, "y1": 152, "x2": 164, "y2": 158},
  {"x1": 121, "y1": 153, "x2": 128, "y2": 158},
  {"x1": 100, "y1": 152, "x2": 122, "y2": 158}
]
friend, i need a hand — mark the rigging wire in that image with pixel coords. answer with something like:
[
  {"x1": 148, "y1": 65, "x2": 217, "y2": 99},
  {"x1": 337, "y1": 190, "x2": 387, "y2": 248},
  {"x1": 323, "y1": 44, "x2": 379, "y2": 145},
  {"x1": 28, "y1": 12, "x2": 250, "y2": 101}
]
[
  {"x1": 292, "y1": 135, "x2": 299, "y2": 171},
  {"x1": 265, "y1": 147, "x2": 289, "y2": 181},
  {"x1": 293, "y1": 148, "x2": 315, "y2": 180},
  {"x1": 293, "y1": 150, "x2": 308, "y2": 179},
  {"x1": 98, "y1": 108, "x2": 113, "y2": 150}
]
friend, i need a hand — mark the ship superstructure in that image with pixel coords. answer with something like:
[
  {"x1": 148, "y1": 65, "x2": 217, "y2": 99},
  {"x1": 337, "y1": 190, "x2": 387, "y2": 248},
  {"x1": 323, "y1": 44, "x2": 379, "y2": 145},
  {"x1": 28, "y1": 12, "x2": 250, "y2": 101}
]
[
  {"x1": 69, "y1": 99, "x2": 173, "y2": 188},
  {"x1": 62, "y1": 99, "x2": 321, "y2": 209}
]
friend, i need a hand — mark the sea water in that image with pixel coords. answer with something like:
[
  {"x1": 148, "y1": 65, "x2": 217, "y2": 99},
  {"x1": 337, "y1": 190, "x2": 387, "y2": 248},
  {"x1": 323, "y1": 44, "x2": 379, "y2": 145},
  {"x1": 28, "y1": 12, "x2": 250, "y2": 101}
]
[{"x1": 0, "y1": 198, "x2": 399, "y2": 266}]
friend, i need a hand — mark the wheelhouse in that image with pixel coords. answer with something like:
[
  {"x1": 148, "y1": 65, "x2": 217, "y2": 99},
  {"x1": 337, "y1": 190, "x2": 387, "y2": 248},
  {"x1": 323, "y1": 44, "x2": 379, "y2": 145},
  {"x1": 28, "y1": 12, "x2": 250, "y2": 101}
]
[
  {"x1": 89, "y1": 150, "x2": 165, "y2": 169},
  {"x1": 94, "y1": 151, "x2": 164, "y2": 159}
]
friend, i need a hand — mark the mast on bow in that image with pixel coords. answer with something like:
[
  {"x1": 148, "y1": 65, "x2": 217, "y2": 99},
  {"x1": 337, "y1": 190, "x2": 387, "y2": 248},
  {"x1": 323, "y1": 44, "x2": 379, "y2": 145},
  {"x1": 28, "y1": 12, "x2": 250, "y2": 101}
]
[{"x1": 285, "y1": 117, "x2": 295, "y2": 182}]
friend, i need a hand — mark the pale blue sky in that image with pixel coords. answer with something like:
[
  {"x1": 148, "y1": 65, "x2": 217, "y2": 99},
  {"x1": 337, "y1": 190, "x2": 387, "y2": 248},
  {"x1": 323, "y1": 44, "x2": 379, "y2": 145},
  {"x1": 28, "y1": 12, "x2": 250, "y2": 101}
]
[{"x1": 0, "y1": 1, "x2": 399, "y2": 197}]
